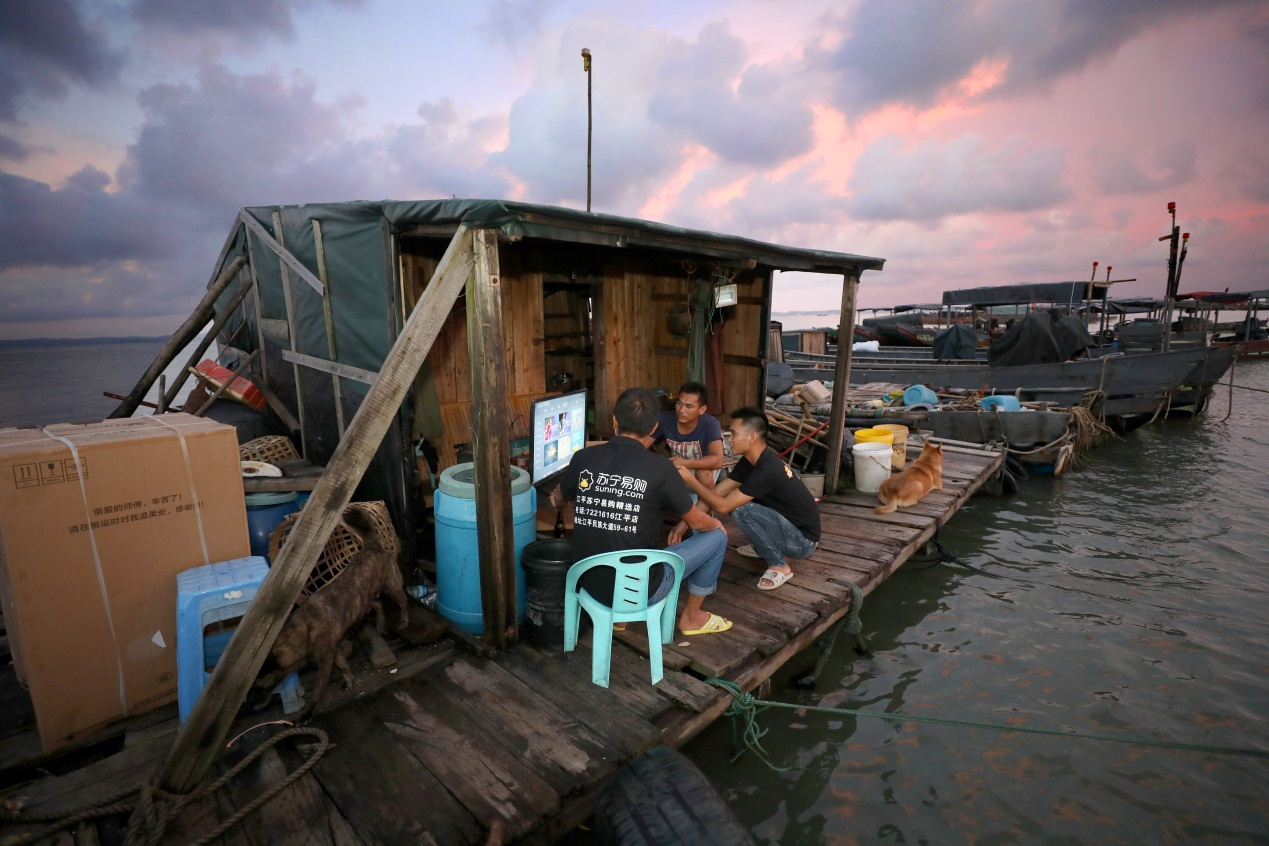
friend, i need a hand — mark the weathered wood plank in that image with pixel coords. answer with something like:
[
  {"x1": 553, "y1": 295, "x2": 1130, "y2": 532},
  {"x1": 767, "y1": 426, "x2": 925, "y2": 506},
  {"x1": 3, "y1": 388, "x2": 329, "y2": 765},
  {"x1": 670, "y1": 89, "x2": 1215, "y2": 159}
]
[
  {"x1": 312, "y1": 702, "x2": 480, "y2": 845},
  {"x1": 498, "y1": 649, "x2": 663, "y2": 749},
  {"x1": 367, "y1": 683, "x2": 559, "y2": 840},
  {"x1": 417, "y1": 657, "x2": 625, "y2": 795}
]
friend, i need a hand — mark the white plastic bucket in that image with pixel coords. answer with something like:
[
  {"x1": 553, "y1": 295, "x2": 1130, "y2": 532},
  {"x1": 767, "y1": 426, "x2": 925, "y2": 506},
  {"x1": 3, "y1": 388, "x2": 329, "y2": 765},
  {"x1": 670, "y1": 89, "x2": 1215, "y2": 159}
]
[{"x1": 852, "y1": 442, "x2": 893, "y2": 493}]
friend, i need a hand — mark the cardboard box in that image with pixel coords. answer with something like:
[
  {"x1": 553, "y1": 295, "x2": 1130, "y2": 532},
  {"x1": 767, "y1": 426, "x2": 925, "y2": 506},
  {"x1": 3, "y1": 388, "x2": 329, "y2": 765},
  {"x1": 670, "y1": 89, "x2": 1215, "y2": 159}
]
[{"x1": 0, "y1": 414, "x2": 250, "y2": 752}]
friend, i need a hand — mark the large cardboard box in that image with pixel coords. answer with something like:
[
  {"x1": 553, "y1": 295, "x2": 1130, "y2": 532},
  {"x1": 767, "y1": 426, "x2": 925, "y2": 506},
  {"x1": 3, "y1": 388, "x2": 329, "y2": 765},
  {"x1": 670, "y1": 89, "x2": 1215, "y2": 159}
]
[{"x1": 0, "y1": 414, "x2": 250, "y2": 752}]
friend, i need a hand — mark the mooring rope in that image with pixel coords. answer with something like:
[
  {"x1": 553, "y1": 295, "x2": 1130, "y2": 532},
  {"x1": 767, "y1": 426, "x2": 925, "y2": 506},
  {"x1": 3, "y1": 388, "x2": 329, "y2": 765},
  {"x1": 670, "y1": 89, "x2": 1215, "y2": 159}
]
[
  {"x1": 704, "y1": 679, "x2": 1269, "y2": 773},
  {"x1": 1, "y1": 725, "x2": 330, "y2": 846}
]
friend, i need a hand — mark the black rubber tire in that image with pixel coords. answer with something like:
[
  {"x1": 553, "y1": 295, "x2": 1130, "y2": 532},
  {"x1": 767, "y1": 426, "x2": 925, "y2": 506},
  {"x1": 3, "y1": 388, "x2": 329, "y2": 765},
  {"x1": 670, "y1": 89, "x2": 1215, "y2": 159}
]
[{"x1": 593, "y1": 746, "x2": 754, "y2": 846}]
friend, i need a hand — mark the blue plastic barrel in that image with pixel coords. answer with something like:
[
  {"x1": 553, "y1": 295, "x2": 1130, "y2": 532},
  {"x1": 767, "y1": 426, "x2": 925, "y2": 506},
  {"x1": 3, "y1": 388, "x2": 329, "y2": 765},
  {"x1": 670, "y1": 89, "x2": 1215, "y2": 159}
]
[
  {"x1": 244, "y1": 491, "x2": 304, "y2": 561},
  {"x1": 434, "y1": 463, "x2": 536, "y2": 634}
]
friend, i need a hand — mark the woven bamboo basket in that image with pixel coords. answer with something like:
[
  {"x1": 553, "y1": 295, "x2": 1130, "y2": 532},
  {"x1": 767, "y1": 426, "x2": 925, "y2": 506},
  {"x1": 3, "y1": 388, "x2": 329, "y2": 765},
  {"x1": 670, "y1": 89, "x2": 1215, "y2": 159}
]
[
  {"x1": 239, "y1": 435, "x2": 300, "y2": 463},
  {"x1": 267, "y1": 500, "x2": 400, "y2": 604}
]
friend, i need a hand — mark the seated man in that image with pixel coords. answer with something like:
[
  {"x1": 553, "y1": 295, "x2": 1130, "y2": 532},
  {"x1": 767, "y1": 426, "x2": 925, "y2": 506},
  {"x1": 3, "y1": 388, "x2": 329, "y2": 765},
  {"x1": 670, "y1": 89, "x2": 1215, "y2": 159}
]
[
  {"x1": 676, "y1": 407, "x2": 820, "y2": 591},
  {"x1": 552, "y1": 387, "x2": 732, "y2": 635},
  {"x1": 653, "y1": 381, "x2": 725, "y2": 490}
]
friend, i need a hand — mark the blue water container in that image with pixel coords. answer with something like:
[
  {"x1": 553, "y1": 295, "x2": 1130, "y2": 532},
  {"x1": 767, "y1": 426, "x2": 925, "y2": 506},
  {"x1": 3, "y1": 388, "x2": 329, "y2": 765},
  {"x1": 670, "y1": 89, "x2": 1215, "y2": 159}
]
[
  {"x1": 244, "y1": 491, "x2": 306, "y2": 561},
  {"x1": 435, "y1": 463, "x2": 536, "y2": 634},
  {"x1": 902, "y1": 384, "x2": 939, "y2": 406},
  {"x1": 980, "y1": 395, "x2": 1021, "y2": 412}
]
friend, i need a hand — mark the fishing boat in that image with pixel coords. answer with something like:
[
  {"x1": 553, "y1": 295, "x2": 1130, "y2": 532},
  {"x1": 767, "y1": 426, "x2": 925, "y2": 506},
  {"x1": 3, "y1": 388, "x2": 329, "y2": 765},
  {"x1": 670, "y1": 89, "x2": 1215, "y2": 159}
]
[
  {"x1": 788, "y1": 344, "x2": 1229, "y2": 431},
  {"x1": 920, "y1": 410, "x2": 1076, "y2": 475}
]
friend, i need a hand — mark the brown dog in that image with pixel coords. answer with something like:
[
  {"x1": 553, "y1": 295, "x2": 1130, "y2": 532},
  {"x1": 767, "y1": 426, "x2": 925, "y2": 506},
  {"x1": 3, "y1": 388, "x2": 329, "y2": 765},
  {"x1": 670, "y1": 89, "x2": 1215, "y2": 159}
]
[
  {"x1": 874, "y1": 441, "x2": 943, "y2": 514},
  {"x1": 256, "y1": 503, "x2": 409, "y2": 719}
]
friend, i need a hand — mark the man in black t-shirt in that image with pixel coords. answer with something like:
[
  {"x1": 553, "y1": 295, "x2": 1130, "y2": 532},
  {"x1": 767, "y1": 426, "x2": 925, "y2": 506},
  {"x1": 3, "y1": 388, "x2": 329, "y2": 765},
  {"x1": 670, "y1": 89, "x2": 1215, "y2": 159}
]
[
  {"x1": 677, "y1": 407, "x2": 820, "y2": 591},
  {"x1": 552, "y1": 387, "x2": 732, "y2": 635}
]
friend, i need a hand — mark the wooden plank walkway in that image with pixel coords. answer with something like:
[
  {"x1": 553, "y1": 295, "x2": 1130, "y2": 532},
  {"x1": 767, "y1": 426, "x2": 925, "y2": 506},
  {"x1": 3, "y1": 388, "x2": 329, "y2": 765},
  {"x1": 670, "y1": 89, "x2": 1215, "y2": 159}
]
[{"x1": 0, "y1": 442, "x2": 1002, "y2": 845}]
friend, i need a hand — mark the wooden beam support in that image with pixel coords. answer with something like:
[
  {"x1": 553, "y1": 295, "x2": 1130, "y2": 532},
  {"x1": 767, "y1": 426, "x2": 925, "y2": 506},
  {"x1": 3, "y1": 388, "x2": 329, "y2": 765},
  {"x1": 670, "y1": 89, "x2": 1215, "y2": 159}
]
[
  {"x1": 468, "y1": 229, "x2": 518, "y2": 650},
  {"x1": 824, "y1": 271, "x2": 860, "y2": 493},
  {"x1": 281, "y1": 350, "x2": 379, "y2": 385},
  {"x1": 154, "y1": 226, "x2": 476, "y2": 795},
  {"x1": 108, "y1": 254, "x2": 247, "y2": 418},
  {"x1": 238, "y1": 209, "x2": 324, "y2": 296}
]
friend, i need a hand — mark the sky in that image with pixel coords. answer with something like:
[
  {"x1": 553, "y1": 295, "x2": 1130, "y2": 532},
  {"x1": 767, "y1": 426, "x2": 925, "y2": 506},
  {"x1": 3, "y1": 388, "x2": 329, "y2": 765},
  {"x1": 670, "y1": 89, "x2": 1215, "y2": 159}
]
[{"x1": 2, "y1": 0, "x2": 1268, "y2": 340}]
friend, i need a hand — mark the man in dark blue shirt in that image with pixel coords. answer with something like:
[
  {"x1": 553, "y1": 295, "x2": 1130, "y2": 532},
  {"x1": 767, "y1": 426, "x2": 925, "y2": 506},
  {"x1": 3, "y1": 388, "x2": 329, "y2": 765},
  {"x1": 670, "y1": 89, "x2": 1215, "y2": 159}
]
[
  {"x1": 552, "y1": 387, "x2": 732, "y2": 635},
  {"x1": 652, "y1": 382, "x2": 725, "y2": 490}
]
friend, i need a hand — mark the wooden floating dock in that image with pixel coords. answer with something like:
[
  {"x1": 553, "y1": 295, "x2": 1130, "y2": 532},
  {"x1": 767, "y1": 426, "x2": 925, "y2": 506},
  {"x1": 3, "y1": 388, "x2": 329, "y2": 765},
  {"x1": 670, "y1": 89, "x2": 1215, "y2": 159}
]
[{"x1": 0, "y1": 443, "x2": 1000, "y2": 845}]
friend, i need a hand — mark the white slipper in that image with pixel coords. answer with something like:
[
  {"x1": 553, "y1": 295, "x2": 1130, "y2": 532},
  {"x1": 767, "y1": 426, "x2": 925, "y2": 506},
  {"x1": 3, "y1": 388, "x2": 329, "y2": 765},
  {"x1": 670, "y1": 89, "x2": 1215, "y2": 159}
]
[
  {"x1": 757, "y1": 568, "x2": 794, "y2": 591},
  {"x1": 737, "y1": 544, "x2": 762, "y2": 558}
]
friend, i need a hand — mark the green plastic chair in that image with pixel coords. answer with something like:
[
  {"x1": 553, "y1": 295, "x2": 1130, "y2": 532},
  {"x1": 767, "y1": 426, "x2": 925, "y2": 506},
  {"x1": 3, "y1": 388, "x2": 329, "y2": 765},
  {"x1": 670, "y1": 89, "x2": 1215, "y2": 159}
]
[{"x1": 563, "y1": 549, "x2": 685, "y2": 687}]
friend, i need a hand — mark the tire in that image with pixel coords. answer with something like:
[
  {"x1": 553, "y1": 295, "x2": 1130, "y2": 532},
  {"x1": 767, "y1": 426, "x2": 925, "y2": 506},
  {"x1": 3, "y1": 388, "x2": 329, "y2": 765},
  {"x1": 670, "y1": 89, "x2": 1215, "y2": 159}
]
[{"x1": 593, "y1": 746, "x2": 755, "y2": 846}]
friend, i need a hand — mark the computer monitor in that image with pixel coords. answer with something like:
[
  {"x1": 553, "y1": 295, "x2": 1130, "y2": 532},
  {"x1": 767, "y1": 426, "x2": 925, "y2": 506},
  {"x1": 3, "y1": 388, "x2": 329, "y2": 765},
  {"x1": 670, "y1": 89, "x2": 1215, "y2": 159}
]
[{"x1": 530, "y1": 389, "x2": 587, "y2": 486}]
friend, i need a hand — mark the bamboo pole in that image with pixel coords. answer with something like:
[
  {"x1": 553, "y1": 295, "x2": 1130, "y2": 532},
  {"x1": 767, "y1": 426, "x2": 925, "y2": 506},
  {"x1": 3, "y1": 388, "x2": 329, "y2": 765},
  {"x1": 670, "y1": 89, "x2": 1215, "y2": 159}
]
[
  {"x1": 154, "y1": 226, "x2": 476, "y2": 795},
  {"x1": 160, "y1": 277, "x2": 256, "y2": 410},
  {"x1": 108, "y1": 255, "x2": 246, "y2": 418}
]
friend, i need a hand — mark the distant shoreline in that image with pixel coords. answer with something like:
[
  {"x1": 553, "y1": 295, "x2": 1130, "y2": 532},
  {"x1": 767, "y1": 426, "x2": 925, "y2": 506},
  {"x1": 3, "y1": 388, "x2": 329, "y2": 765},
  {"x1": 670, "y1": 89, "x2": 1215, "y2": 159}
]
[{"x1": 0, "y1": 336, "x2": 168, "y2": 349}]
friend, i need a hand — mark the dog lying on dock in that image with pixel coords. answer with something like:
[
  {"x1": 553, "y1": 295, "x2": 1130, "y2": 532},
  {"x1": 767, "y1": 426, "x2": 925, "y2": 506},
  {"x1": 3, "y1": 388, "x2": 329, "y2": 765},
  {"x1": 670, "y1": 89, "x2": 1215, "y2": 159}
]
[
  {"x1": 255, "y1": 503, "x2": 410, "y2": 719},
  {"x1": 874, "y1": 440, "x2": 943, "y2": 514}
]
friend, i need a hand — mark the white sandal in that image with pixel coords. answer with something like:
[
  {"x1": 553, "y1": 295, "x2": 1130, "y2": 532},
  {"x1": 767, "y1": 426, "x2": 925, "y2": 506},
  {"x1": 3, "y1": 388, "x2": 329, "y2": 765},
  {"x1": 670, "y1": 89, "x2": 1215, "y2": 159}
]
[
  {"x1": 737, "y1": 544, "x2": 762, "y2": 559},
  {"x1": 757, "y1": 568, "x2": 794, "y2": 591}
]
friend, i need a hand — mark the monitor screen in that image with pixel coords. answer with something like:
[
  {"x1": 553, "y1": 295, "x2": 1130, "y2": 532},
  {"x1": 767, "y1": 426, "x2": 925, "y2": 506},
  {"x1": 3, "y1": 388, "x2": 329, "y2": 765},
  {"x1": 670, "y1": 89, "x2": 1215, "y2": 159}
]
[{"x1": 531, "y1": 390, "x2": 587, "y2": 485}]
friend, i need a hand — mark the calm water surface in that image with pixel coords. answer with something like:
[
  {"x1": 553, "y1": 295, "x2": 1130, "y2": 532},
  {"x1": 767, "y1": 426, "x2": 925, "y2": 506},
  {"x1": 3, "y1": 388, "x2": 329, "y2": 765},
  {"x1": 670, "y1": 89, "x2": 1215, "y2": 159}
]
[
  {"x1": 687, "y1": 359, "x2": 1269, "y2": 844},
  {"x1": 0, "y1": 339, "x2": 208, "y2": 428}
]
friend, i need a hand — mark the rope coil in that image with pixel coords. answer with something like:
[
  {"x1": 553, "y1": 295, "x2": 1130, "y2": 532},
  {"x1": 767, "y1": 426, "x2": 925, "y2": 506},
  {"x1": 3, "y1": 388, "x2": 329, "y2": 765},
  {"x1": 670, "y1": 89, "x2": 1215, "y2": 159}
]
[{"x1": 1, "y1": 725, "x2": 330, "y2": 846}]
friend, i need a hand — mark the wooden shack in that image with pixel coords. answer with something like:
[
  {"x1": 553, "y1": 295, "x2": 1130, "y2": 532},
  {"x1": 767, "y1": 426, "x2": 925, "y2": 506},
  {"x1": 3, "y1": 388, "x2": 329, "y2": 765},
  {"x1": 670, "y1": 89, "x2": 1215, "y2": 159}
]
[{"x1": 141, "y1": 201, "x2": 883, "y2": 542}]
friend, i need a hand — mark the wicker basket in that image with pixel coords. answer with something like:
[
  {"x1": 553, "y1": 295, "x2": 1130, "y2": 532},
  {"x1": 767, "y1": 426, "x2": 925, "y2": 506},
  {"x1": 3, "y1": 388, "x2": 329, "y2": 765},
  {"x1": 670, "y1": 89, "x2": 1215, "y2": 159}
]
[
  {"x1": 239, "y1": 435, "x2": 300, "y2": 463},
  {"x1": 267, "y1": 500, "x2": 400, "y2": 604}
]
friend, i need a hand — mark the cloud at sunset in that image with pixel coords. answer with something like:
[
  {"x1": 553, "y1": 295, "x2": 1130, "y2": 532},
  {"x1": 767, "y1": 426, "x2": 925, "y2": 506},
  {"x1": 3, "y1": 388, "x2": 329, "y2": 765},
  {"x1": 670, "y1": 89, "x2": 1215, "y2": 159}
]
[{"x1": 0, "y1": 0, "x2": 1267, "y2": 339}]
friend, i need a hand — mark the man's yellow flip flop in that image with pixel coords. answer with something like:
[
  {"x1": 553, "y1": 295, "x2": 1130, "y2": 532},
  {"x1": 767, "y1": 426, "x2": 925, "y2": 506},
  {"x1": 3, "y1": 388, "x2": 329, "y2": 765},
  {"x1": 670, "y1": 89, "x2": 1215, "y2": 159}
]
[{"x1": 680, "y1": 614, "x2": 732, "y2": 635}]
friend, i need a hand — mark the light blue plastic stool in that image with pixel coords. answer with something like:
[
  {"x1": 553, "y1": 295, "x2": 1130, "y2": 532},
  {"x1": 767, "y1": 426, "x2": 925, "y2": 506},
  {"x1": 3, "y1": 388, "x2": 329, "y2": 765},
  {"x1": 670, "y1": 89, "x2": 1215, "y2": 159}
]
[
  {"x1": 563, "y1": 550, "x2": 684, "y2": 688},
  {"x1": 176, "y1": 556, "x2": 304, "y2": 722}
]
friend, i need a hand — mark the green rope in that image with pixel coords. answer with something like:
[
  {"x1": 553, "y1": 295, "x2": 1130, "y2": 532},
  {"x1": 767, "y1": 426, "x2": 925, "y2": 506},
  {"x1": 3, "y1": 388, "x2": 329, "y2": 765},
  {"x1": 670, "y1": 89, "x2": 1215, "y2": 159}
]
[
  {"x1": 710, "y1": 679, "x2": 790, "y2": 772},
  {"x1": 705, "y1": 679, "x2": 1269, "y2": 772}
]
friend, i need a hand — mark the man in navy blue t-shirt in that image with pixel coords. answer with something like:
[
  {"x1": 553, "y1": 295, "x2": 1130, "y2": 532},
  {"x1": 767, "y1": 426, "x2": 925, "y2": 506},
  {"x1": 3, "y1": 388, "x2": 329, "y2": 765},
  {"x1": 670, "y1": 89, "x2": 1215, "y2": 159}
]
[
  {"x1": 552, "y1": 387, "x2": 733, "y2": 635},
  {"x1": 652, "y1": 381, "x2": 724, "y2": 490}
]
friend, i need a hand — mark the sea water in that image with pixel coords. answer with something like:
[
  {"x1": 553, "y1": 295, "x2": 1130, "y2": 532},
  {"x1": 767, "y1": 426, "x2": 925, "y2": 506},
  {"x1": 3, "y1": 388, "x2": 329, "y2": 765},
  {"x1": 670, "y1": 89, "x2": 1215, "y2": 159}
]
[
  {"x1": 687, "y1": 358, "x2": 1269, "y2": 844},
  {"x1": 0, "y1": 338, "x2": 211, "y2": 428}
]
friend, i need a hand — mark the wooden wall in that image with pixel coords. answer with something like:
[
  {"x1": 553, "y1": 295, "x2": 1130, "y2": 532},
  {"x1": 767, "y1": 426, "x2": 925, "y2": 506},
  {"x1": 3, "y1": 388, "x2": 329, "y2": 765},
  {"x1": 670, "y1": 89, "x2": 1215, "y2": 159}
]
[
  {"x1": 401, "y1": 242, "x2": 545, "y2": 467},
  {"x1": 595, "y1": 258, "x2": 764, "y2": 435}
]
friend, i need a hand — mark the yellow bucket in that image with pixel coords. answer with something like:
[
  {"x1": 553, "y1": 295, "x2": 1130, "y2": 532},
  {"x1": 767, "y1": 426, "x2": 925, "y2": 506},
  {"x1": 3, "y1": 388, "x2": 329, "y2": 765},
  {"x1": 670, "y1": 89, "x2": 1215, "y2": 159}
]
[
  {"x1": 872, "y1": 423, "x2": 908, "y2": 469},
  {"x1": 853, "y1": 427, "x2": 895, "y2": 446}
]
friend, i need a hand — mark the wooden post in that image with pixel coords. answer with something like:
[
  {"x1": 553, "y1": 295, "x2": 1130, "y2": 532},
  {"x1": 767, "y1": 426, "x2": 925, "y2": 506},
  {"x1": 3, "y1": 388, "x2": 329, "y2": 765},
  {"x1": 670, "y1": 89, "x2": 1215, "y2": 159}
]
[
  {"x1": 824, "y1": 271, "x2": 860, "y2": 494},
  {"x1": 273, "y1": 212, "x2": 309, "y2": 457},
  {"x1": 108, "y1": 255, "x2": 247, "y2": 418},
  {"x1": 468, "y1": 230, "x2": 517, "y2": 650},
  {"x1": 312, "y1": 220, "x2": 347, "y2": 434},
  {"x1": 155, "y1": 227, "x2": 476, "y2": 795},
  {"x1": 160, "y1": 277, "x2": 256, "y2": 410},
  {"x1": 591, "y1": 279, "x2": 612, "y2": 438}
]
